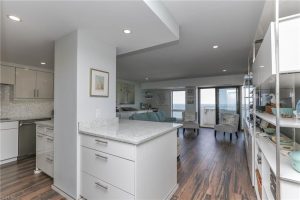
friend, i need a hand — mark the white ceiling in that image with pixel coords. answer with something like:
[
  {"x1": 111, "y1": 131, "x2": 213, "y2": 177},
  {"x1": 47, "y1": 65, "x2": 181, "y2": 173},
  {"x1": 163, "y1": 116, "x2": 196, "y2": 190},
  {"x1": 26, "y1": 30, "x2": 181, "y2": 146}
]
[
  {"x1": 1, "y1": 0, "x2": 178, "y2": 69},
  {"x1": 117, "y1": 0, "x2": 265, "y2": 82},
  {"x1": 1, "y1": 1, "x2": 267, "y2": 82}
]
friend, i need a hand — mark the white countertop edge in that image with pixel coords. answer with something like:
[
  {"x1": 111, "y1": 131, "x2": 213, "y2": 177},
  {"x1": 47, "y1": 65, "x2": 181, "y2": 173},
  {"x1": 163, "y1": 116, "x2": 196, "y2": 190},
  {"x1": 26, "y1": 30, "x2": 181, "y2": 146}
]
[
  {"x1": 79, "y1": 123, "x2": 182, "y2": 145},
  {"x1": 35, "y1": 120, "x2": 54, "y2": 128}
]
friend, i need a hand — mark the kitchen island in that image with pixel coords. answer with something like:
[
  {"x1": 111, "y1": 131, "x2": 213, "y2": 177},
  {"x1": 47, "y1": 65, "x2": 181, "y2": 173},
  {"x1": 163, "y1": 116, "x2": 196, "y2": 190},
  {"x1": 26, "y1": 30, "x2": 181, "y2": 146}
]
[{"x1": 79, "y1": 119, "x2": 181, "y2": 200}]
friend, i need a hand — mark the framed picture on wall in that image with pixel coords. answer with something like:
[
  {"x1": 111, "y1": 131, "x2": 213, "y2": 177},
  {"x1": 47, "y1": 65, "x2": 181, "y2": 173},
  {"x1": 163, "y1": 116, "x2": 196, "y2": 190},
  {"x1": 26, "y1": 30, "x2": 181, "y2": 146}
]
[{"x1": 90, "y1": 68, "x2": 109, "y2": 97}]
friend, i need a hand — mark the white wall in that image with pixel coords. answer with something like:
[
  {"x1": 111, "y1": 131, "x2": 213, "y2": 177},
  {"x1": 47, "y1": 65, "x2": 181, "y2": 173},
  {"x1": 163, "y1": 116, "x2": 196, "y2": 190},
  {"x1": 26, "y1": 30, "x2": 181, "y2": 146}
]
[
  {"x1": 117, "y1": 79, "x2": 142, "y2": 109},
  {"x1": 54, "y1": 30, "x2": 116, "y2": 199},
  {"x1": 141, "y1": 74, "x2": 244, "y2": 89},
  {"x1": 54, "y1": 31, "x2": 78, "y2": 199},
  {"x1": 77, "y1": 30, "x2": 116, "y2": 121}
]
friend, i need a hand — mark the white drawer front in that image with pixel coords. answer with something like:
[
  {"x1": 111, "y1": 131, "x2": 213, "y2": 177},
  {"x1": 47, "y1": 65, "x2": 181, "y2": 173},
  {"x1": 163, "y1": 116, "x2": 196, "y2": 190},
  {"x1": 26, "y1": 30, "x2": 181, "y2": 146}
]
[
  {"x1": 0, "y1": 121, "x2": 18, "y2": 130},
  {"x1": 81, "y1": 147, "x2": 135, "y2": 194},
  {"x1": 81, "y1": 172, "x2": 134, "y2": 200},
  {"x1": 80, "y1": 134, "x2": 135, "y2": 161},
  {"x1": 44, "y1": 136, "x2": 54, "y2": 154},
  {"x1": 45, "y1": 127, "x2": 54, "y2": 137},
  {"x1": 36, "y1": 125, "x2": 46, "y2": 134}
]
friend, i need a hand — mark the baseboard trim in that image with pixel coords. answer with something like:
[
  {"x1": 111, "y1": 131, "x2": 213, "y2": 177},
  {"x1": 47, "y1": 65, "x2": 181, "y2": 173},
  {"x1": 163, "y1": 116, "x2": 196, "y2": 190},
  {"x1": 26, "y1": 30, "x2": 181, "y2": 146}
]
[
  {"x1": 51, "y1": 185, "x2": 75, "y2": 200},
  {"x1": 0, "y1": 157, "x2": 17, "y2": 165},
  {"x1": 164, "y1": 183, "x2": 178, "y2": 200}
]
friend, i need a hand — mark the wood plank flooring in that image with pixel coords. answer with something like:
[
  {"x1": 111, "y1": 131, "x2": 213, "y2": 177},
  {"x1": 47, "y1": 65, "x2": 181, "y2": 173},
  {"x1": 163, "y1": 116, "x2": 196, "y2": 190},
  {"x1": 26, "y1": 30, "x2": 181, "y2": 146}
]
[
  {"x1": 0, "y1": 128, "x2": 256, "y2": 200},
  {"x1": 172, "y1": 128, "x2": 256, "y2": 200},
  {"x1": 0, "y1": 158, "x2": 64, "y2": 200}
]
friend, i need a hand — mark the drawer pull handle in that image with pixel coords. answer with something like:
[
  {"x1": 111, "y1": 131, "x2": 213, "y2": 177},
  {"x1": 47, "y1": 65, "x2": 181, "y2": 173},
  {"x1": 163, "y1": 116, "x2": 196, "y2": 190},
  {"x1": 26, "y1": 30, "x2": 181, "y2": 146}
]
[
  {"x1": 46, "y1": 157, "x2": 53, "y2": 162},
  {"x1": 47, "y1": 138, "x2": 54, "y2": 141},
  {"x1": 95, "y1": 182, "x2": 108, "y2": 190},
  {"x1": 95, "y1": 154, "x2": 108, "y2": 160},
  {"x1": 95, "y1": 139, "x2": 108, "y2": 145}
]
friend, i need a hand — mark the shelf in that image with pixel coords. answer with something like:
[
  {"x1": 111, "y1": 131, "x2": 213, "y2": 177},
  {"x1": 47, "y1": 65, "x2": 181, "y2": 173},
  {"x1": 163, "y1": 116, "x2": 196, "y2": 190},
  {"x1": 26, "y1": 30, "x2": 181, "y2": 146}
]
[
  {"x1": 255, "y1": 112, "x2": 300, "y2": 128},
  {"x1": 256, "y1": 136, "x2": 300, "y2": 184}
]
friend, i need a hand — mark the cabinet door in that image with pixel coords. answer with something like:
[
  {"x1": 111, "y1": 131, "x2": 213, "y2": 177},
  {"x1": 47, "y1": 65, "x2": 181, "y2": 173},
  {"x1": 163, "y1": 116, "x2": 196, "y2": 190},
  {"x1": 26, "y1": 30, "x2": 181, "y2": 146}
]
[
  {"x1": 279, "y1": 17, "x2": 300, "y2": 73},
  {"x1": 36, "y1": 71, "x2": 54, "y2": 99},
  {"x1": 15, "y1": 68, "x2": 36, "y2": 98},
  {"x1": 0, "y1": 65, "x2": 15, "y2": 85},
  {"x1": 0, "y1": 129, "x2": 18, "y2": 161}
]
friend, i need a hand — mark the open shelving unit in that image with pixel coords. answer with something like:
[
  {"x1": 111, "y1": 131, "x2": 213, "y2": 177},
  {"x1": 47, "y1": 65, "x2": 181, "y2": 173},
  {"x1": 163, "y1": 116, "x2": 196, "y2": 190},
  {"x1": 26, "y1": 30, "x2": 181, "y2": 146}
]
[{"x1": 248, "y1": 11, "x2": 300, "y2": 200}]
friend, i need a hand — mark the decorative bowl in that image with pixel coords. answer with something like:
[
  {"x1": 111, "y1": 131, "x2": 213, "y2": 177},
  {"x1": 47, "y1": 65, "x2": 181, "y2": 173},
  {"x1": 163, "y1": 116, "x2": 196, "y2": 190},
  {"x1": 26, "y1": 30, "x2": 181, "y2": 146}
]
[
  {"x1": 271, "y1": 108, "x2": 293, "y2": 118},
  {"x1": 289, "y1": 151, "x2": 300, "y2": 173},
  {"x1": 264, "y1": 128, "x2": 275, "y2": 135}
]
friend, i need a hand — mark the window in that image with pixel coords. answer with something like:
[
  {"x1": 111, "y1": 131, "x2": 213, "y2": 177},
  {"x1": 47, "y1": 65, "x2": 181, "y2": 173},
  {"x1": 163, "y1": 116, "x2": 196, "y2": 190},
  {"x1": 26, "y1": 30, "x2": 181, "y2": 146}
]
[{"x1": 172, "y1": 91, "x2": 186, "y2": 119}]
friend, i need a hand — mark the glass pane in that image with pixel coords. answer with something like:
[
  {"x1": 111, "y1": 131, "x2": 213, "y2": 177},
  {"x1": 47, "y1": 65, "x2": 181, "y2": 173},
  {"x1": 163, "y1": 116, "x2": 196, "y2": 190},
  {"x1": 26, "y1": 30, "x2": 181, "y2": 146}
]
[
  {"x1": 200, "y1": 88, "x2": 216, "y2": 128},
  {"x1": 172, "y1": 111, "x2": 184, "y2": 120},
  {"x1": 218, "y1": 88, "x2": 237, "y2": 120},
  {"x1": 172, "y1": 91, "x2": 186, "y2": 110}
]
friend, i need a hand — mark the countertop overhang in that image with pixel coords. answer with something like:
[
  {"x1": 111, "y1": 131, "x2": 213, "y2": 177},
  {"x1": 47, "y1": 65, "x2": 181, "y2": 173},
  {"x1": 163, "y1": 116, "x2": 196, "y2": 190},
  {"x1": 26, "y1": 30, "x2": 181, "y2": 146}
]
[{"x1": 79, "y1": 119, "x2": 182, "y2": 145}]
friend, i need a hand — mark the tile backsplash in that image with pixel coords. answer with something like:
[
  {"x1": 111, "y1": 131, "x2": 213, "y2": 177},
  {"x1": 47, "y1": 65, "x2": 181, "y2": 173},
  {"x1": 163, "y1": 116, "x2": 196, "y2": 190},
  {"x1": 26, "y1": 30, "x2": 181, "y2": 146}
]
[{"x1": 0, "y1": 84, "x2": 54, "y2": 119}]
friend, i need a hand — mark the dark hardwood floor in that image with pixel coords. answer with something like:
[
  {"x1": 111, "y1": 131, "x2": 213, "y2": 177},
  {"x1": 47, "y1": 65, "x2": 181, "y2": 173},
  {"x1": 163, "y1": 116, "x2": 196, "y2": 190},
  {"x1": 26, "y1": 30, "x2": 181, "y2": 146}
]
[
  {"x1": 173, "y1": 128, "x2": 256, "y2": 200},
  {"x1": 0, "y1": 128, "x2": 256, "y2": 200},
  {"x1": 0, "y1": 158, "x2": 64, "y2": 200}
]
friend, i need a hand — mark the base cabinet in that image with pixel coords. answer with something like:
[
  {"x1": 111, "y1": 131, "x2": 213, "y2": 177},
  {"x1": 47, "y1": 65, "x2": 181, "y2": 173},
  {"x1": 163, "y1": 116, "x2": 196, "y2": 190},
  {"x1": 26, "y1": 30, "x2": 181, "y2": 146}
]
[
  {"x1": 80, "y1": 130, "x2": 177, "y2": 200},
  {"x1": 36, "y1": 125, "x2": 54, "y2": 177},
  {"x1": 0, "y1": 121, "x2": 18, "y2": 164}
]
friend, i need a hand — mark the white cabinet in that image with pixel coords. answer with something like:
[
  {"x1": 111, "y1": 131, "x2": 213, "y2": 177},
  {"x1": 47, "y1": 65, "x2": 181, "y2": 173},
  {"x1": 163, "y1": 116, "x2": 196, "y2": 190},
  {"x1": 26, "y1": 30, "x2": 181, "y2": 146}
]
[
  {"x1": 253, "y1": 16, "x2": 300, "y2": 86},
  {"x1": 0, "y1": 65, "x2": 15, "y2": 85},
  {"x1": 15, "y1": 68, "x2": 54, "y2": 99},
  {"x1": 36, "y1": 124, "x2": 54, "y2": 177},
  {"x1": 279, "y1": 16, "x2": 300, "y2": 72},
  {"x1": 36, "y1": 71, "x2": 54, "y2": 99},
  {"x1": 15, "y1": 68, "x2": 36, "y2": 98},
  {"x1": 80, "y1": 130, "x2": 177, "y2": 200},
  {"x1": 0, "y1": 121, "x2": 18, "y2": 165}
]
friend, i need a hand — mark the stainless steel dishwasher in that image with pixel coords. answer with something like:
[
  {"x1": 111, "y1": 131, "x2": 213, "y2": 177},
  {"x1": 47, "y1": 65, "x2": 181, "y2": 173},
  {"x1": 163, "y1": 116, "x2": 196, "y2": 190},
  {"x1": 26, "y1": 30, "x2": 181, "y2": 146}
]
[{"x1": 18, "y1": 118, "x2": 50, "y2": 160}]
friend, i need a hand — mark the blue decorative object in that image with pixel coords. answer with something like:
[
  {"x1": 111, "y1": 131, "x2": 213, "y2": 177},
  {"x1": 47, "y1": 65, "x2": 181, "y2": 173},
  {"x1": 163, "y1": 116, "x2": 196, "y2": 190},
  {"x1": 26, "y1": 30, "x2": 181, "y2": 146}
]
[
  {"x1": 289, "y1": 151, "x2": 300, "y2": 173},
  {"x1": 296, "y1": 100, "x2": 300, "y2": 115},
  {"x1": 271, "y1": 108, "x2": 293, "y2": 117}
]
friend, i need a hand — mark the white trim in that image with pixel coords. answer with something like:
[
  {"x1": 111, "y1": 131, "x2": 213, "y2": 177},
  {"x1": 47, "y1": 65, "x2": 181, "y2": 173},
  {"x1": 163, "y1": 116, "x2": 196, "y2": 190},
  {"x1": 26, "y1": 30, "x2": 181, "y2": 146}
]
[
  {"x1": 164, "y1": 183, "x2": 178, "y2": 200},
  {"x1": 0, "y1": 157, "x2": 17, "y2": 165},
  {"x1": 51, "y1": 185, "x2": 76, "y2": 200}
]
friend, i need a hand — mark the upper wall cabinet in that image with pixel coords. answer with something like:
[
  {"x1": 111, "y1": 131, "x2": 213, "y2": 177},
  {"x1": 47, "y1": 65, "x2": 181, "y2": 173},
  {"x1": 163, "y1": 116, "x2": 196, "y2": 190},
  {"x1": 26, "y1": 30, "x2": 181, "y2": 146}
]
[
  {"x1": 0, "y1": 65, "x2": 15, "y2": 85},
  {"x1": 279, "y1": 16, "x2": 300, "y2": 72},
  {"x1": 36, "y1": 71, "x2": 54, "y2": 99},
  {"x1": 252, "y1": 15, "x2": 300, "y2": 86},
  {"x1": 15, "y1": 68, "x2": 54, "y2": 99}
]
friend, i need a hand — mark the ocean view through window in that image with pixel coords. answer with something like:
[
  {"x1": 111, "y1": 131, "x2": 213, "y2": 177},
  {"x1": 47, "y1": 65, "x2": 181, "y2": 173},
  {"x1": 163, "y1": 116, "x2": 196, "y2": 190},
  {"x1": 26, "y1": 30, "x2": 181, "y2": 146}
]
[{"x1": 172, "y1": 91, "x2": 186, "y2": 120}]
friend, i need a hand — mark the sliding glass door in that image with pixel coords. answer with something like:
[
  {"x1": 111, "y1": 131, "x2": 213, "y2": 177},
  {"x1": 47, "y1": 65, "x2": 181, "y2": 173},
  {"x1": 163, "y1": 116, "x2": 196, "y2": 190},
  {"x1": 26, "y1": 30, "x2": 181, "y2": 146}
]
[
  {"x1": 216, "y1": 87, "x2": 239, "y2": 124},
  {"x1": 199, "y1": 88, "x2": 216, "y2": 128},
  {"x1": 198, "y1": 87, "x2": 240, "y2": 127}
]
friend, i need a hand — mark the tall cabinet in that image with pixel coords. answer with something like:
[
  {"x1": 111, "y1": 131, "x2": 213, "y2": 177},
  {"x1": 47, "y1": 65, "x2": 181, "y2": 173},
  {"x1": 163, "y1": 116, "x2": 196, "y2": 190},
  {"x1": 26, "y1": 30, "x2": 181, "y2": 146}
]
[{"x1": 251, "y1": 15, "x2": 300, "y2": 200}]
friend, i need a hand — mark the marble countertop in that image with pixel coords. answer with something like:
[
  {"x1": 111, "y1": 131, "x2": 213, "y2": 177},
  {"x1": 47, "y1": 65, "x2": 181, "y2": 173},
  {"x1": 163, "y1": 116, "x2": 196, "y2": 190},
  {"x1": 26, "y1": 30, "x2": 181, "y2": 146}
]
[
  {"x1": 79, "y1": 119, "x2": 182, "y2": 145},
  {"x1": 35, "y1": 120, "x2": 54, "y2": 128},
  {"x1": 0, "y1": 116, "x2": 52, "y2": 123}
]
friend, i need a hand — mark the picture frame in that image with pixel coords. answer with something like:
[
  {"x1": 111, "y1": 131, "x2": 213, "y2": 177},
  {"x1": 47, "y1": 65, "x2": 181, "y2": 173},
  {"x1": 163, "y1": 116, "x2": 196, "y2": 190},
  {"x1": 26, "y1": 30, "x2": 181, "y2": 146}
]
[{"x1": 90, "y1": 68, "x2": 109, "y2": 97}]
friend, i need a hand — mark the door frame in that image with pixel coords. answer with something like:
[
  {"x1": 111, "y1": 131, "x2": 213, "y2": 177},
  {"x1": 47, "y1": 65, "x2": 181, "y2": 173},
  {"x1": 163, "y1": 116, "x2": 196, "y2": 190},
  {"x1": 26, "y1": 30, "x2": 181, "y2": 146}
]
[{"x1": 197, "y1": 86, "x2": 241, "y2": 129}]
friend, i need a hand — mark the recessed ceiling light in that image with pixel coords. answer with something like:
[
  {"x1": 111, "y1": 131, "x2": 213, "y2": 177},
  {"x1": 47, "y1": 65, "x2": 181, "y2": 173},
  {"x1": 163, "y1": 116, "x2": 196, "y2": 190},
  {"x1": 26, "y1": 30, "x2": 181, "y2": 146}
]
[
  {"x1": 123, "y1": 29, "x2": 131, "y2": 34},
  {"x1": 7, "y1": 15, "x2": 21, "y2": 22},
  {"x1": 259, "y1": 65, "x2": 265, "y2": 68},
  {"x1": 213, "y1": 45, "x2": 219, "y2": 49},
  {"x1": 41, "y1": 62, "x2": 46, "y2": 65},
  {"x1": 145, "y1": 77, "x2": 149, "y2": 81},
  {"x1": 222, "y1": 69, "x2": 227, "y2": 72}
]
